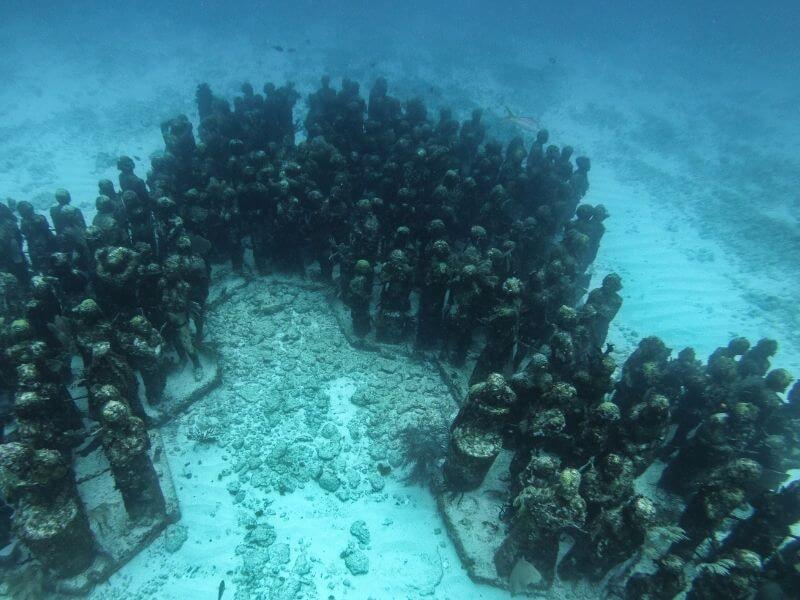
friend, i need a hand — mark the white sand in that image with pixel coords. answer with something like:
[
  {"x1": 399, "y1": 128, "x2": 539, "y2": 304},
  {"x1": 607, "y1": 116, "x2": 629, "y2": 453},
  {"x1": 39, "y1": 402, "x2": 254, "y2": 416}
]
[{"x1": 90, "y1": 275, "x2": 510, "y2": 599}]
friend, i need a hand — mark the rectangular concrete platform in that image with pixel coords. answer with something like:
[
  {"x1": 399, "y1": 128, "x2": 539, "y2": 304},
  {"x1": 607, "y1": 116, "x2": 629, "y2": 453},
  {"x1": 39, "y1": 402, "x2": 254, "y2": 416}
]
[
  {"x1": 51, "y1": 429, "x2": 180, "y2": 596},
  {"x1": 146, "y1": 349, "x2": 222, "y2": 426},
  {"x1": 437, "y1": 450, "x2": 512, "y2": 590}
]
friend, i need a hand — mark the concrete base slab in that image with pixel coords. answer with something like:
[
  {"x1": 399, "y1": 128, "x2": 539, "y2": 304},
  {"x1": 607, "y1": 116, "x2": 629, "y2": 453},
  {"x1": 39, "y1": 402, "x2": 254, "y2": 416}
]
[
  {"x1": 437, "y1": 450, "x2": 512, "y2": 590},
  {"x1": 147, "y1": 349, "x2": 222, "y2": 426},
  {"x1": 72, "y1": 429, "x2": 179, "y2": 595},
  {"x1": 325, "y1": 282, "x2": 477, "y2": 407},
  {"x1": 2, "y1": 430, "x2": 180, "y2": 598}
]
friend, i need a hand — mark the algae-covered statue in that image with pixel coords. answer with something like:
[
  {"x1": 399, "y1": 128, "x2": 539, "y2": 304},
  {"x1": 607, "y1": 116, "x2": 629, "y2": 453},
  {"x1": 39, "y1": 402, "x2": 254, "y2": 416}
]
[
  {"x1": 444, "y1": 373, "x2": 516, "y2": 491},
  {"x1": 347, "y1": 259, "x2": 373, "y2": 338},
  {"x1": 0, "y1": 442, "x2": 97, "y2": 577},
  {"x1": 100, "y1": 399, "x2": 165, "y2": 521}
]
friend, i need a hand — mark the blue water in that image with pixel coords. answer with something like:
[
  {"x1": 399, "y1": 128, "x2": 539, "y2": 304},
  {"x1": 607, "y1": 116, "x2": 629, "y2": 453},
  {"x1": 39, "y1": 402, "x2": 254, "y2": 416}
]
[
  {"x1": 1, "y1": 1, "x2": 799, "y2": 598},
  {"x1": 5, "y1": 0, "x2": 798, "y2": 358}
]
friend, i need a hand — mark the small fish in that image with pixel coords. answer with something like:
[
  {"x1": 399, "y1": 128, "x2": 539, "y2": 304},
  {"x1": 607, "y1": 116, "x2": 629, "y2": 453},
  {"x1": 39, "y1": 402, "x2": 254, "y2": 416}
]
[
  {"x1": 273, "y1": 45, "x2": 284, "y2": 52},
  {"x1": 218, "y1": 579, "x2": 226, "y2": 600},
  {"x1": 503, "y1": 106, "x2": 539, "y2": 132}
]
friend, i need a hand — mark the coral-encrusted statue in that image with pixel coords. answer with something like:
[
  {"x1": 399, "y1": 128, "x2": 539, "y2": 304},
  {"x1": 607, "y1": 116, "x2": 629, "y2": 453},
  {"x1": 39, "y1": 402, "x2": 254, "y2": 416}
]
[
  {"x1": 0, "y1": 442, "x2": 96, "y2": 577},
  {"x1": 100, "y1": 400, "x2": 165, "y2": 521}
]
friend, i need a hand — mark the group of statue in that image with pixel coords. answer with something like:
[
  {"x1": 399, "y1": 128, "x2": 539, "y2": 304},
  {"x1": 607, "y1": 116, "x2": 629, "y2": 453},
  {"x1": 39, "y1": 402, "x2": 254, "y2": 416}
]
[{"x1": 0, "y1": 74, "x2": 796, "y2": 598}]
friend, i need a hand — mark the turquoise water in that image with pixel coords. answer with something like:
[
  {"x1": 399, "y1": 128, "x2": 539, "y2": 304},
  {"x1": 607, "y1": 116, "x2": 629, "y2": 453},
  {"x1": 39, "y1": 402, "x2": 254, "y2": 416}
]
[{"x1": 0, "y1": 2, "x2": 798, "y2": 598}]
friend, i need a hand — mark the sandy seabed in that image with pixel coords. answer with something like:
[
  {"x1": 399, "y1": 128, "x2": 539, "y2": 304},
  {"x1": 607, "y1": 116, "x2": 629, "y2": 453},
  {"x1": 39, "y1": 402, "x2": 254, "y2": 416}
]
[
  {"x1": 89, "y1": 271, "x2": 514, "y2": 600},
  {"x1": 2, "y1": 11, "x2": 799, "y2": 598}
]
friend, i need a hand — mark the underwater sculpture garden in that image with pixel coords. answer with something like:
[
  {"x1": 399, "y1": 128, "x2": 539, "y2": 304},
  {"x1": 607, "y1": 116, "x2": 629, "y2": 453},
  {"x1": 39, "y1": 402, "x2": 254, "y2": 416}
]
[{"x1": 0, "y1": 76, "x2": 798, "y2": 599}]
